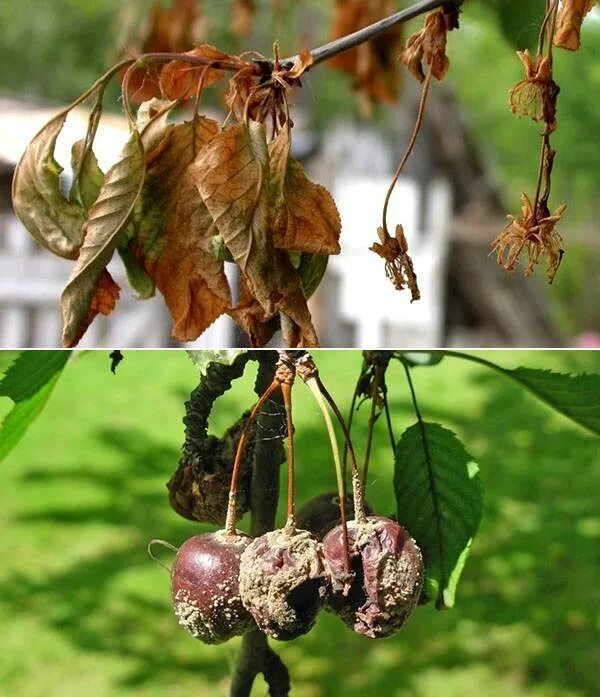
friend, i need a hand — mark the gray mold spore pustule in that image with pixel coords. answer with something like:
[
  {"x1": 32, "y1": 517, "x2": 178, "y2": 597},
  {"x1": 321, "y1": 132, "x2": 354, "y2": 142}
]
[
  {"x1": 171, "y1": 530, "x2": 254, "y2": 644},
  {"x1": 239, "y1": 526, "x2": 329, "y2": 641},
  {"x1": 323, "y1": 516, "x2": 423, "y2": 638}
]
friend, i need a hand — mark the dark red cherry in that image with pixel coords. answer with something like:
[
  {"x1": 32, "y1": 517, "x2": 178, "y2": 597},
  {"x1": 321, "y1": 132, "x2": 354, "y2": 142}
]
[
  {"x1": 322, "y1": 516, "x2": 423, "y2": 639},
  {"x1": 239, "y1": 526, "x2": 329, "y2": 640},
  {"x1": 171, "y1": 530, "x2": 254, "y2": 644},
  {"x1": 296, "y1": 491, "x2": 375, "y2": 540}
]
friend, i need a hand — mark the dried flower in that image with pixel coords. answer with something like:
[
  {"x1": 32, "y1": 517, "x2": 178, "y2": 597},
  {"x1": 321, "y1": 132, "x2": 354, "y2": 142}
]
[
  {"x1": 399, "y1": 9, "x2": 455, "y2": 82},
  {"x1": 509, "y1": 50, "x2": 560, "y2": 132},
  {"x1": 370, "y1": 224, "x2": 420, "y2": 300},
  {"x1": 491, "y1": 193, "x2": 566, "y2": 283}
]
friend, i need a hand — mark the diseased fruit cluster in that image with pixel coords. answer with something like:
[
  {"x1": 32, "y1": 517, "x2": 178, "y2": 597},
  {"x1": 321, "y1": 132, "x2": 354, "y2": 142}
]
[
  {"x1": 162, "y1": 352, "x2": 424, "y2": 649},
  {"x1": 171, "y1": 502, "x2": 423, "y2": 644}
]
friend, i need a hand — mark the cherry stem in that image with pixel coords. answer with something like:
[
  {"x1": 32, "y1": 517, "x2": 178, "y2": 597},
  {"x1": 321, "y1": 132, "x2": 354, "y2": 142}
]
[
  {"x1": 314, "y1": 376, "x2": 367, "y2": 526},
  {"x1": 225, "y1": 379, "x2": 281, "y2": 536},
  {"x1": 281, "y1": 382, "x2": 296, "y2": 527},
  {"x1": 361, "y1": 366, "x2": 381, "y2": 489},
  {"x1": 303, "y1": 376, "x2": 351, "y2": 574}
]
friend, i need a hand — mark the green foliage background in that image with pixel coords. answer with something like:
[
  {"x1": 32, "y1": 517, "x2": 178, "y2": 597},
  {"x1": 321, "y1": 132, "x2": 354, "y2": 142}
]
[{"x1": 0, "y1": 349, "x2": 599, "y2": 696}]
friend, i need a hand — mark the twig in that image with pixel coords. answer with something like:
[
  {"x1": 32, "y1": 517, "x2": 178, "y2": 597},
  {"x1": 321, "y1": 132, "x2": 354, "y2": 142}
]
[
  {"x1": 281, "y1": 0, "x2": 464, "y2": 68},
  {"x1": 230, "y1": 355, "x2": 290, "y2": 697}
]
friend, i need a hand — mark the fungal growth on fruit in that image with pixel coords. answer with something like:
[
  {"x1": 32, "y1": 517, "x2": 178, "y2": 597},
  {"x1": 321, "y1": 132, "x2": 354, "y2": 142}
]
[
  {"x1": 171, "y1": 530, "x2": 254, "y2": 643},
  {"x1": 238, "y1": 525, "x2": 329, "y2": 640},
  {"x1": 323, "y1": 515, "x2": 424, "y2": 639}
]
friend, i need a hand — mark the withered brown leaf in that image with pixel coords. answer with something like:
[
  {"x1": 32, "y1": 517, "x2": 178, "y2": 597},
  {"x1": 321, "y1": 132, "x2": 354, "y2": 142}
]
[
  {"x1": 328, "y1": 0, "x2": 402, "y2": 111},
  {"x1": 61, "y1": 131, "x2": 145, "y2": 347},
  {"x1": 128, "y1": 117, "x2": 232, "y2": 341},
  {"x1": 121, "y1": 0, "x2": 205, "y2": 103},
  {"x1": 231, "y1": 0, "x2": 256, "y2": 36},
  {"x1": 399, "y1": 9, "x2": 451, "y2": 82},
  {"x1": 12, "y1": 112, "x2": 86, "y2": 260},
  {"x1": 554, "y1": 0, "x2": 597, "y2": 51},
  {"x1": 68, "y1": 269, "x2": 121, "y2": 347},
  {"x1": 229, "y1": 278, "x2": 279, "y2": 348},
  {"x1": 191, "y1": 121, "x2": 319, "y2": 347},
  {"x1": 159, "y1": 44, "x2": 240, "y2": 100},
  {"x1": 269, "y1": 127, "x2": 341, "y2": 256}
]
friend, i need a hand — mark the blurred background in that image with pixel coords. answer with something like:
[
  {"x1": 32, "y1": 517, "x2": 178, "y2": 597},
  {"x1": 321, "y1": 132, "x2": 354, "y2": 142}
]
[
  {"x1": 0, "y1": 349, "x2": 599, "y2": 696},
  {"x1": 0, "y1": 0, "x2": 599, "y2": 348}
]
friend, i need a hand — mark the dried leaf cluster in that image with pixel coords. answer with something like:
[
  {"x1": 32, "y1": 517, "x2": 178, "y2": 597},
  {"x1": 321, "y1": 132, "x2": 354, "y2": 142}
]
[
  {"x1": 12, "y1": 45, "x2": 341, "y2": 347},
  {"x1": 493, "y1": 0, "x2": 596, "y2": 283}
]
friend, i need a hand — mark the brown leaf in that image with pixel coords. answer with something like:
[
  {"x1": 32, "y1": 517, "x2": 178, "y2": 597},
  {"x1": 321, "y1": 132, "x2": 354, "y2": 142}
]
[
  {"x1": 67, "y1": 270, "x2": 121, "y2": 347},
  {"x1": 228, "y1": 278, "x2": 279, "y2": 347},
  {"x1": 159, "y1": 44, "x2": 239, "y2": 100},
  {"x1": 12, "y1": 112, "x2": 85, "y2": 260},
  {"x1": 121, "y1": 0, "x2": 206, "y2": 103},
  {"x1": 269, "y1": 128, "x2": 341, "y2": 256},
  {"x1": 283, "y1": 51, "x2": 315, "y2": 80},
  {"x1": 129, "y1": 117, "x2": 232, "y2": 341},
  {"x1": 328, "y1": 0, "x2": 402, "y2": 110},
  {"x1": 61, "y1": 131, "x2": 145, "y2": 346},
  {"x1": 554, "y1": 0, "x2": 596, "y2": 51},
  {"x1": 191, "y1": 121, "x2": 319, "y2": 347},
  {"x1": 231, "y1": 0, "x2": 256, "y2": 36},
  {"x1": 399, "y1": 9, "x2": 452, "y2": 83},
  {"x1": 224, "y1": 65, "x2": 259, "y2": 122}
]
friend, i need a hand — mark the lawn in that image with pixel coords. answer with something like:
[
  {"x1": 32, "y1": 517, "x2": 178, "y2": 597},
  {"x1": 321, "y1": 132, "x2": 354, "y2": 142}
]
[{"x1": 0, "y1": 350, "x2": 599, "y2": 697}]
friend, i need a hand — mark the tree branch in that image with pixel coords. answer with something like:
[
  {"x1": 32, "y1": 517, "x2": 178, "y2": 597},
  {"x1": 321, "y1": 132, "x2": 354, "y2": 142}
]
[
  {"x1": 229, "y1": 353, "x2": 290, "y2": 697},
  {"x1": 281, "y1": 0, "x2": 464, "y2": 68}
]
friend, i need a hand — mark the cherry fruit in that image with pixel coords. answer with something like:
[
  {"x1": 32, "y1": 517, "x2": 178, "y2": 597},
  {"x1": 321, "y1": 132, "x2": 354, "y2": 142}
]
[
  {"x1": 323, "y1": 516, "x2": 423, "y2": 639},
  {"x1": 171, "y1": 530, "x2": 254, "y2": 644},
  {"x1": 239, "y1": 526, "x2": 329, "y2": 640}
]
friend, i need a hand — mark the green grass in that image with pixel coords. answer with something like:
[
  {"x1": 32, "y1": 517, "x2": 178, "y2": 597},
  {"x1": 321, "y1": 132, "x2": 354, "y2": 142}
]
[{"x1": 1, "y1": 350, "x2": 599, "y2": 697}]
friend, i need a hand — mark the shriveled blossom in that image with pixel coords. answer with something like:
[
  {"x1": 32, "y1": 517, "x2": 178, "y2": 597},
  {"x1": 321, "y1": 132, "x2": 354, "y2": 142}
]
[
  {"x1": 399, "y1": 9, "x2": 456, "y2": 82},
  {"x1": 370, "y1": 224, "x2": 420, "y2": 300},
  {"x1": 509, "y1": 50, "x2": 560, "y2": 132},
  {"x1": 491, "y1": 193, "x2": 566, "y2": 284}
]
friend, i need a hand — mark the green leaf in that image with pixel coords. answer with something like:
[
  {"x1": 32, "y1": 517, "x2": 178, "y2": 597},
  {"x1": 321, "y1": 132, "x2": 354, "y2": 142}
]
[
  {"x1": 394, "y1": 422, "x2": 483, "y2": 609},
  {"x1": 11, "y1": 112, "x2": 85, "y2": 259},
  {"x1": 117, "y1": 246, "x2": 155, "y2": 299},
  {"x1": 444, "y1": 352, "x2": 600, "y2": 436},
  {"x1": 61, "y1": 131, "x2": 145, "y2": 346},
  {"x1": 0, "y1": 351, "x2": 71, "y2": 462},
  {"x1": 505, "y1": 367, "x2": 600, "y2": 435},
  {"x1": 298, "y1": 253, "x2": 328, "y2": 299}
]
